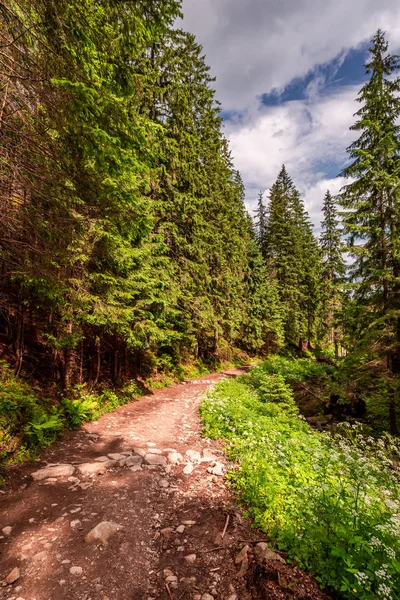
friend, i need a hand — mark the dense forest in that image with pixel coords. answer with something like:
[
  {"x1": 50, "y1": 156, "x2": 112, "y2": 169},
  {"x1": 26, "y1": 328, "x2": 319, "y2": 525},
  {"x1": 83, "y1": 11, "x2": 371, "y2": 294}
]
[
  {"x1": 2, "y1": 3, "x2": 400, "y2": 599},
  {"x1": 0, "y1": 4, "x2": 399, "y2": 435}
]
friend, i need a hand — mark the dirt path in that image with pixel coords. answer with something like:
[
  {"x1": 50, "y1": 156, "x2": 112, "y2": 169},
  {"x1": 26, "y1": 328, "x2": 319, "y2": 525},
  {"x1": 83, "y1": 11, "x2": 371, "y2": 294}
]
[{"x1": 0, "y1": 369, "x2": 329, "y2": 600}]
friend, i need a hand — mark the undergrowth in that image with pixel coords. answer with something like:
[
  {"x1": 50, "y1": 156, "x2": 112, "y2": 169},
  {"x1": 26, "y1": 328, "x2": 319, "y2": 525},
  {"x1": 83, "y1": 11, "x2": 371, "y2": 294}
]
[
  {"x1": 0, "y1": 353, "x2": 248, "y2": 472},
  {"x1": 201, "y1": 359, "x2": 400, "y2": 600},
  {"x1": 0, "y1": 360, "x2": 143, "y2": 470}
]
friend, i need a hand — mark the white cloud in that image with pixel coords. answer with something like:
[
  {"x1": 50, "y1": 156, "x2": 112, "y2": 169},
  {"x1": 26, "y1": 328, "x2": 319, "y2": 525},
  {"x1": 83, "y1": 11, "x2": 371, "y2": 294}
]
[
  {"x1": 225, "y1": 85, "x2": 358, "y2": 225},
  {"x1": 182, "y1": 0, "x2": 400, "y2": 111},
  {"x1": 180, "y1": 0, "x2": 400, "y2": 229}
]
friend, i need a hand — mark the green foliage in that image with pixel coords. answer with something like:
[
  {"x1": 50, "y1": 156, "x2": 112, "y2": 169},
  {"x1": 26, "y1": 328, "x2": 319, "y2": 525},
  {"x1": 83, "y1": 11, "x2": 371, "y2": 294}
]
[
  {"x1": 248, "y1": 355, "x2": 333, "y2": 384},
  {"x1": 339, "y1": 30, "x2": 400, "y2": 433},
  {"x1": 0, "y1": 361, "x2": 142, "y2": 465},
  {"x1": 201, "y1": 367, "x2": 400, "y2": 600},
  {"x1": 319, "y1": 190, "x2": 345, "y2": 353},
  {"x1": 260, "y1": 166, "x2": 323, "y2": 349}
]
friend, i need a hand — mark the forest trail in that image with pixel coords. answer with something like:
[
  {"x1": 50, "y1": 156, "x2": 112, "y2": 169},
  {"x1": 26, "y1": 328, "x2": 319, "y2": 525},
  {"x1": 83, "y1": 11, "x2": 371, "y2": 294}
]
[{"x1": 0, "y1": 368, "x2": 328, "y2": 600}]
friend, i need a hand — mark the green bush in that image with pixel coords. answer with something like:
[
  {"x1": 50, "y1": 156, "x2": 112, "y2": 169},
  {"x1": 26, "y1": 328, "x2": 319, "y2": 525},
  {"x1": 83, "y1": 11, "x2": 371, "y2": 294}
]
[
  {"x1": 248, "y1": 355, "x2": 333, "y2": 384},
  {"x1": 0, "y1": 361, "x2": 144, "y2": 465},
  {"x1": 201, "y1": 367, "x2": 400, "y2": 600}
]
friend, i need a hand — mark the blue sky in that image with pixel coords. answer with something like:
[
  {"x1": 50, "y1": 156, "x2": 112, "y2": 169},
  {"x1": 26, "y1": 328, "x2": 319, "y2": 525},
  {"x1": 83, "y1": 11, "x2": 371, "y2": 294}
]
[{"x1": 181, "y1": 0, "x2": 400, "y2": 227}]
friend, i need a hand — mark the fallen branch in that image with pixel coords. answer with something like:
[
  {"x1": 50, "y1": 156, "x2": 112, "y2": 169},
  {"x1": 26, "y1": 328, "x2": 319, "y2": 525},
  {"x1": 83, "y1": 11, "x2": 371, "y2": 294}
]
[
  {"x1": 165, "y1": 583, "x2": 173, "y2": 600},
  {"x1": 221, "y1": 514, "x2": 230, "y2": 539},
  {"x1": 297, "y1": 381, "x2": 325, "y2": 403}
]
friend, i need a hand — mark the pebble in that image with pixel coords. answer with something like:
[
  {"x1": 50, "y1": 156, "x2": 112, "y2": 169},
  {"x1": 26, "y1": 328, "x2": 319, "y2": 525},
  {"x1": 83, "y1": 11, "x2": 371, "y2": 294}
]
[
  {"x1": 4, "y1": 567, "x2": 20, "y2": 585},
  {"x1": 94, "y1": 456, "x2": 110, "y2": 462},
  {"x1": 159, "y1": 479, "x2": 169, "y2": 488},
  {"x1": 185, "y1": 450, "x2": 201, "y2": 463},
  {"x1": 133, "y1": 447, "x2": 146, "y2": 457},
  {"x1": 59, "y1": 580, "x2": 66, "y2": 586},
  {"x1": 184, "y1": 554, "x2": 196, "y2": 564},
  {"x1": 202, "y1": 595, "x2": 214, "y2": 600},
  {"x1": 202, "y1": 449, "x2": 218, "y2": 462},
  {"x1": 147, "y1": 448, "x2": 163, "y2": 455},
  {"x1": 85, "y1": 521, "x2": 122, "y2": 546},
  {"x1": 207, "y1": 462, "x2": 224, "y2": 476},
  {"x1": 163, "y1": 569, "x2": 175, "y2": 578},
  {"x1": 70, "y1": 520, "x2": 81, "y2": 529},
  {"x1": 175, "y1": 525, "x2": 185, "y2": 534},
  {"x1": 2, "y1": 526, "x2": 12, "y2": 536},
  {"x1": 167, "y1": 452, "x2": 183, "y2": 465},
  {"x1": 183, "y1": 463, "x2": 194, "y2": 475},
  {"x1": 69, "y1": 566, "x2": 83, "y2": 576},
  {"x1": 144, "y1": 454, "x2": 167, "y2": 466},
  {"x1": 108, "y1": 453, "x2": 126, "y2": 461},
  {"x1": 235, "y1": 545, "x2": 249, "y2": 564},
  {"x1": 254, "y1": 542, "x2": 285, "y2": 563},
  {"x1": 130, "y1": 465, "x2": 142, "y2": 472}
]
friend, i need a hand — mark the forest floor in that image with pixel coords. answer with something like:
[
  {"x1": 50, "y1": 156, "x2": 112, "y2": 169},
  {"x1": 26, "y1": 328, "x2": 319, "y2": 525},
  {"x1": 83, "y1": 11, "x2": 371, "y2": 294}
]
[{"x1": 0, "y1": 369, "x2": 330, "y2": 600}]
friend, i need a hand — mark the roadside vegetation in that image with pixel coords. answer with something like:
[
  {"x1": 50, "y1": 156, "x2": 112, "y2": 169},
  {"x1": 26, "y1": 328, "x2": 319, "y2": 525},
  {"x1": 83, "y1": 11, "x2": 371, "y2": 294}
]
[{"x1": 201, "y1": 358, "x2": 400, "y2": 600}]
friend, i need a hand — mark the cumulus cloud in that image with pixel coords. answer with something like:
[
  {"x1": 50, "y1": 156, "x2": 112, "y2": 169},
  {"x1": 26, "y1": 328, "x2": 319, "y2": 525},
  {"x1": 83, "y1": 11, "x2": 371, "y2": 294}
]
[
  {"x1": 180, "y1": 0, "x2": 400, "y2": 228},
  {"x1": 224, "y1": 85, "x2": 358, "y2": 224},
  {"x1": 182, "y1": 0, "x2": 400, "y2": 111}
]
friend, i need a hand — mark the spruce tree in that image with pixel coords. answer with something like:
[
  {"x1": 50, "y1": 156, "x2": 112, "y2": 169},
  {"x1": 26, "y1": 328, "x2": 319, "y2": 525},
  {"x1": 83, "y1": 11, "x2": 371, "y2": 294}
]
[
  {"x1": 339, "y1": 29, "x2": 400, "y2": 433},
  {"x1": 264, "y1": 165, "x2": 322, "y2": 350},
  {"x1": 319, "y1": 191, "x2": 345, "y2": 356},
  {"x1": 254, "y1": 191, "x2": 268, "y2": 258}
]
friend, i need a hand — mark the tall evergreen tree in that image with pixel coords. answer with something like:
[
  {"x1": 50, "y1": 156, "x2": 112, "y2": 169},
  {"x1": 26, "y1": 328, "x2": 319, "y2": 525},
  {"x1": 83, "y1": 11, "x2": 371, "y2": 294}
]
[
  {"x1": 339, "y1": 29, "x2": 400, "y2": 433},
  {"x1": 264, "y1": 166, "x2": 322, "y2": 350},
  {"x1": 254, "y1": 191, "x2": 268, "y2": 257},
  {"x1": 319, "y1": 190, "x2": 345, "y2": 356}
]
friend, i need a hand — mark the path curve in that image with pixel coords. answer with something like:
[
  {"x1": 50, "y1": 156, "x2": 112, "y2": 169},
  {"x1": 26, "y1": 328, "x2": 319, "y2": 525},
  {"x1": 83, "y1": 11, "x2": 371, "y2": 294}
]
[{"x1": 0, "y1": 368, "x2": 329, "y2": 600}]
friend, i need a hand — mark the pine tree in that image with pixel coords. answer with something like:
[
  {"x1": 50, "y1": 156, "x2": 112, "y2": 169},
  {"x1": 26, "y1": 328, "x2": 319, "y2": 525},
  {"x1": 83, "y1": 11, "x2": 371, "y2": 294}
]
[
  {"x1": 319, "y1": 191, "x2": 345, "y2": 356},
  {"x1": 339, "y1": 29, "x2": 400, "y2": 433}
]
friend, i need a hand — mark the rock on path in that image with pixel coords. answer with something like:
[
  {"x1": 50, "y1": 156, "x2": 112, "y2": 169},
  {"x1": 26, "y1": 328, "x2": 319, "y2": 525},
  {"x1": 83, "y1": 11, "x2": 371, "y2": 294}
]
[{"x1": 0, "y1": 366, "x2": 323, "y2": 600}]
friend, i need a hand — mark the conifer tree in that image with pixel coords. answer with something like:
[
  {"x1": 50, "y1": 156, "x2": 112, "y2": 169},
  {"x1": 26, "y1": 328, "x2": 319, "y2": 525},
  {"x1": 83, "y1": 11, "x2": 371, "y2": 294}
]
[
  {"x1": 254, "y1": 191, "x2": 268, "y2": 257},
  {"x1": 264, "y1": 166, "x2": 322, "y2": 350},
  {"x1": 339, "y1": 29, "x2": 400, "y2": 433},
  {"x1": 319, "y1": 191, "x2": 345, "y2": 356}
]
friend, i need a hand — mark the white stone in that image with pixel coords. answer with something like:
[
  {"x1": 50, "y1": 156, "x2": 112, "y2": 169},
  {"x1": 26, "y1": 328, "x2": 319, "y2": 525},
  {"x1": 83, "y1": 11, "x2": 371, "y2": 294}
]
[
  {"x1": 31, "y1": 464, "x2": 75, "y2": 481},
  {"x1": 85, "y1": 521, "x2": 122, "y2": 546},
  {"x1": 184, "y1": 554, "x2": 196, "y2": 564},
  {"x1": 133, "y1": 447, "x2": 146, "y2": 457},
  {"x1": 185, "y1": 450, "x2": 201, "y2": 463},
  {"x1": 144, "y1": 454, "x2": 167, "y2": 466},
  {"x1": 69, "y1": 566, "x2": 82, "y2": 576},
  {"x1": 167, "y1": 452, "x2": 183, "y2": 465}
]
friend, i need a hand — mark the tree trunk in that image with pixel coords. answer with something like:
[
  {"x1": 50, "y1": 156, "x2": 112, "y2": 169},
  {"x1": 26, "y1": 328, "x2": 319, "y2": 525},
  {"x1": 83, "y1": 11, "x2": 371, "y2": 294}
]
[
  {"x1": 63, "y1": 320, "x2": 73, "y2": 389},
  {"x1": 14, "y1": 308, "x2": 24, "y2": 376},
  {"x1": 387, "y1": 350, "x2": 399, "y2": 436}
]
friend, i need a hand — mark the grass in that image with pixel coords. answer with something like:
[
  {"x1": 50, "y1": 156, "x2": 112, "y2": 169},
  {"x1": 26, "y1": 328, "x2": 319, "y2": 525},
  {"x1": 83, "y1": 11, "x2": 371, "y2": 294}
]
[{"x1": 200, "y1": 358, "x2": 400, "y2": 600}]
